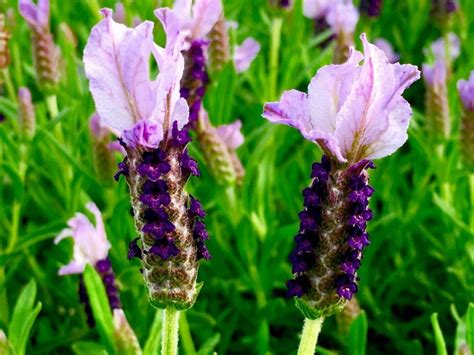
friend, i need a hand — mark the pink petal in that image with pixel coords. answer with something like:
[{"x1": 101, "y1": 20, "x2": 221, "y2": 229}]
[
  {"x1": 216, "y1": 120, "x2": 244, "y2": 150},
  {"x1": 430, "y1": 33, "x2": 460, "y2": 62},
  {"x1": 457, "y1": 71, "x2": 474, "y2": 111},
  {"x1": 423, "y1": 60, "x2": 446, "y2": 89},
  {"x1": 107, "y1": 141, "x2": 127, "y2": 155},
  {"x1": 234, "y1": 38, "x2": 260, "y2": 73},
  {"x1": 303, "y1": 0, "x2": 332, "y2": 19},
  {"x1": 335, "y1": 34, "x2": 420, "y2": 161},
  {"x1": 190, "y1": 0, "x2": 223, "y2": 39},
  {"x1": 58, "y1": 261, "x2": 85, "y2": 276},
  {"x1": 84, "y1": 9, "x2": 156, "y2": 134},
  {"x1": 122, "y1": 119, "x2": 164, "y2": 149},
  {"x1": 326, "y1": 2, "x2": 359, "y2": 36}
]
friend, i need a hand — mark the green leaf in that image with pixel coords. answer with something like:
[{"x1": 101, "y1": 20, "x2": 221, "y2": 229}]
[
  {"x1": 466, "y1": 303, "x2": 474, "y2": 353},
  {"x1": 347, "y1": 311, "x2": 368, "y2": 355},
  {"x1": 8, "y1": 279, "x2": 42, "y2": 355},
  {"x1": 83, "y1": 264, "x2": 116, "y2": 354},
  {"x1": 72, "y1": 341, "x2": 108, "y2": 355},
  {"x1": 143, "y1": 310, "x2": 163, "y2": 355},
  {"x1": 197, "y1": 333, "x2": 221, "y2": 355},
  {"x1": 430, "y1": 313, "x2": 447, "y2": 355}
]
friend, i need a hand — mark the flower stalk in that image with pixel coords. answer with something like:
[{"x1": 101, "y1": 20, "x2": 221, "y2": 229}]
[
  {"x1": 161, "y1": 307, "x2": 181, "y2": 355},
  {"x1": 297, "y1": 317, "x2": 324, "y2": 355}
]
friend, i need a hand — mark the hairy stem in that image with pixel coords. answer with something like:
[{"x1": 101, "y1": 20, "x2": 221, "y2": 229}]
[
  {"x1": 297, "y1": 317, "x2": 324, "y2": 355},
  {"x1": 46, "y1": 95, "x2": 59, "y2": 118},
  {"x1": 161, "y1": 307, "x2": 181, "y2": 355}
]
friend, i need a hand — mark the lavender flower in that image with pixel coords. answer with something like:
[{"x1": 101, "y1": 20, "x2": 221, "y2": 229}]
[
  {"x1": 458, "y1": 71, "x2": 474, "y2": 169},
  {"x1": 431, "y1": 0, "x2": 458, "y2": 18},
  {"x1": 113, "y1": 2, "x2": 126, "y2": 24},
  {"x1": 18, "y1": 0, "x2": 60, "y2": 93},
  {"x1": 18, "y1": 87, "x2": 36, "y2": 137},
  {"x1": 84, "y1": 8, "x2": 210, "y2": 310},
  {"x1": 374, "y1": 38, "x2": 399, "y2": 63},
  {"x1": 360, "y1": 0, "x2": 382, "y2": 17},
  {"x1": 302, "y1": 0, "x2": 332, "y2": 19},
  {"x1": 55, "y1": 203, "x2": 141, "y2": 352},
  {"x1": 263, "y1": 34, "x2": 420, "y2": 317},
  {"x1": 0, "y1": 14, "x2": 11, "y2": 70},
  {"x1": 208, "y1": 13, "x2": 229, "y2": 71},
  {"x1": 234, "y1": 38, "x2": 261, "y2": 73}
]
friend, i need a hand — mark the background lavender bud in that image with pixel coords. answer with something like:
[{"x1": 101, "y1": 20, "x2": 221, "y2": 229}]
[
  {"x1": 423, "y1": 61, "x2": 451, "y2": 139},
  {"x1": 458, "y1": 74, "x2": 474, "y2": 169},
  {"x1": 32, "y1": 27, "x2": 60, "y2": 93},
  {"x1": 59, "y1": 22, "x2": 77, "y2": 48},
  {"x1": 0, "y1": 14, "x2": 11, "y2": 69},
  {"x1": 113, "y1": 309, "x2": 142, "y2": 355},
  {"x1": 431, "y1": 0, "x2": 458, "y2": 17},
  {"x1": 335, "y1": 297, "x2": 362, "y2": 335},
  {"x1": 269, "y1": 0, "x2": 293, "y2": 9},
  {"x1": 208, "y1": 14, "x2": 229, "y2": 72},
  {"x1": 360, "y1": 0, "x2": 383, "y2": 17},
  {"x1": 288, "y1": 156, "x2": 375, "y2": 319},
  {"x1": 18, "y1": 87, "x2": 36, "y2": 138},
  {"x1": 89, "y1": 113, "x2": 117, "y2": 183}
]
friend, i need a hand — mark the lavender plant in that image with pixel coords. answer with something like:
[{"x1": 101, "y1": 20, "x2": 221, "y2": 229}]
[
  {"x1": 55, "y1": 202, "x2": 141, "y2": 353},
  {"x1": 263, "y1": 34, "x2": 420, "y2": 353},
  {"x1": 83, "y1": 8, "x2": 210, "y2": 354},
  {"x1": 458, "y1": 71, "x2": 474, "y2": 170}
]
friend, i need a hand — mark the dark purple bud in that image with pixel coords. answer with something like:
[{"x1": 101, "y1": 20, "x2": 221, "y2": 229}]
[
  {"x1": 127, "y1": 238, "x2": 142, "y2": 260},
  {"x1": 171, "y1": 121, "x2": 192, "y2": 146},
  {"x1": 298, "y1": 211, "x2": 317, "y2": 231},
  {"x1": 181, "y1": 150, "x2": 200, "y2": 177},
  {"x1": 142, "y1": 220, "x2": 176, "y2": 239},
  {"x1": 303, "y1": 188, "x2": 321, "y2": 207},
  {"x1": 189, "y1": 196, "x2": 206, "y2": 218},
  {"x1": 114, "y1": 160, "x2": 129, "y2": 181},
  {"x1": 197, "y1": 240, "x2": 212, "y2": 260},
  {"x1": 193, "y1": 220, "x2": 209, "y2": 241},
  {"x1": 149, "y1": 238, "x2": 180, "y2": 260},
  {"x1": 96, "y1": 259, "x2": 111, "y2": 273},
  {"x1": 360, "y1": 0, "x2": 383, "y2": 17},
  {"x1": 286, "y1": 276, "x2": 309, "y2": 298}
]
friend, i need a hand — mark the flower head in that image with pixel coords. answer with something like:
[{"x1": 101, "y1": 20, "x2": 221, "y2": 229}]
[
  {"x1": 326, "y1": 2, "x2": 359, "y2": 38},
  {"x1": 303, "y1": 0, "x2": 332, "y2": 19},
  {"x1": 263, "y1": 34, "x2": 420, "y2": 163},
  {"x1": 427, "y1": 33, "x2": 460, "y2": 63},
  {"x1": 18, "y1": 0, "x2": 49, "y2": 31},
  {"x1": 84, "y1": 8, "x2": 189, "y2": 150},
  {"x1": 215, "y1": 120, "x2": 244, "y2": 150},
  {"x1": 54, "y1": 202, "x2": 111, "y2": 275},
  {"x1": 173, "y1": 0, "x2": 223, "y2": 48},
  {"x1": 233, "y1": 38, "x2": 261, "y2": 73},
  {"x1": 458, "y1": 71, "x2": 474, "y2": 112}
]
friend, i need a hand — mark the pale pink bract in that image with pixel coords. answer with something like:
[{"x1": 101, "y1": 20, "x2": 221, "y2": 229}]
[
  {"x1": 216, "y1": 120, "x2": 244, "y2": 150},
  {"x1": 19, "y1": 0, "x2": 49, "y2": 31},
  {"x1": 262, "y1": 34, "x2": 420, "y2": 163},
  {"x1": 233, "y1": 38, "x2": 260, "y2": 73},
  {"x1": 457, "y1": 71, "x2": 474, "y2": 112}
]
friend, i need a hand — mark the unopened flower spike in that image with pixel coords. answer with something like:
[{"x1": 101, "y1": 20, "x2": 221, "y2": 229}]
[
  {"x1": 0, "y1": 13, "x2": 11, "y2": 70},
  {"x1": 423, "y1": 33, "x2": 460, "y2": 139},
  {"x1": 54, "y1": 202, "x2": 141, "y2": 354},
  {"x1": 263, "y1": 33, "x2": 420, "y2": 352},
  {"x1": 175, "y1": 0, "x2": 250, "y2": 185},
  {"x1": 84, "y1": 14, "x2": 211, "y2": 349},
  {"x1": 19, "y1": 0, "x2": 60, "y2": 93},
  {"x1": 90, "y1": 113, "x2": 125, "y2": 184},
  {"x1": 18, "y1": 87, "x2": 36, "y2": 138},
  {"x1": 458, "y1": 71, "x2": 474, "y2": 170}
]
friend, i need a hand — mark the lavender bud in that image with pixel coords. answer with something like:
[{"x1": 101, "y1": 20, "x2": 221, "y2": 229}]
[
  {"x1": 208, "y1": 14, "x2": 229, "y2": 72},
  {"x1": 423, "y1": 61, "x2": 451, "y2": 139},
  {"x1": 287, "y1": 156, "x2": 375, "y2": 319},
  {"x1": 0, "y1": 14, "x2": 11, "y2": 70},
  {"x1": 360, "y1": 0, "x2": 383, "y2": 17},
  {"x1": 335, "y1": 297, "x2": 362, "y2": 335},
  {"x1": 18, "y1": 87, "x2": 36, "y2": 138},
  {"x1": 89, "y1": 113, "x2": 118, "y2": 184},
  {"x1": 120, "y1": 124, "x2": 210, "y2": 310},
  {"x1": 431, "y1": 0, "x2": 458, "y2": 17},
  {"x1": 113, "y1": 309, "x2": 142, "y2": 355},
  {"x1": 458, "y1": 72, "x2": 474, "y2": 169}
]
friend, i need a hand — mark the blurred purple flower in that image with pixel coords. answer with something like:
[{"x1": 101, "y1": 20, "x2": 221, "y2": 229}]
[
  {"x1": 458, "y1": 71, "x2": 474, "y2": 112},
  {"x1": 374, "y1": 38, "x2": 399, "y2": 63},
  {"x1": 54, "y1": 202, "x2": 111, "y2": 276},
  {"x1": 18, "y1": 0, "x2": 49, "y2": 31},
  {"x1": 233, "y1": 38, "x2": 260, "y2": 73},
  {"x1": 263, "y1": 33, "x2": 420, "y2": 163},
  {"x1": 113, "y1": 2, "x2": 126, "y2": 23},
  {"x1": 423, "y1": 60, "x2": 447, "y2": 89},
  {"x1": 360, "y1": 0, "x2": 382, "y2": 17},
  {"x1": 303, "y1": 0, "x2": 332, "y2": 19},
  {"x1": 216, "y1": 120, "x2": 244, "y2": 150},
  {"x1": 428, "y1": 33, "x2": 460, "y2": 63},
  {"x1": 326, "y1": 2, "x2": 359, "y2": 38}
]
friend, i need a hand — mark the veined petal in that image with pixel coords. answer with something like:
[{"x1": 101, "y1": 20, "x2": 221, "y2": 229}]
[
  {"x1": 190, "y1": 0, "x2": 222, "y2": 39},
  {"x1": 153, "y1": 8, "x2": 189, "y2": 132},
  {"x1": 234, "y1": 38, "x2": 260, "y2": 73},
  {"x1": 335, "y1": 34, "x2": 419, "y2": 161},
  {"x1": 216, "y1": 120, "x2": 244, "y2": 150},
  {"x1": 84, "y1": 9, "x2": 156, "y2": 134},
  {"x1": 19, "y1": 0, "x2": 49, "y2": 30},
  {"x1": 122, "y1": 119, "x2": 164, "y2": 149}
]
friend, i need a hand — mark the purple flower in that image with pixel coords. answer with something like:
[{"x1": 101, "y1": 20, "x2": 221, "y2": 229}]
[
  {"x1": 423, "y1": 60, "x2": 447, "y2": 89},
  {"x1": 19, "y1": 0, "x2": 49, "y2": 32},
  {"x1": 360, "y1": 0, "x2": 382, "y2": 17},
  {"x1": 326, "y1": 2, "x2": 359, "y2": 38},
  {"x1": 374, "y1": 38, "x2": 399, "y2": 63},
  {"x1": 113, "y1": 2, "x2": 126, "y2": 24},
  {"x1": 427, "y1": 33, "x2": 460, "y2": 63},
  {"x1": 233, "y1": 38, "x2": 260, "y2": 73},
  {"x1": 84, "y1": 8, "x2": 189, "y2": 149},
  {"x1": 215, "y1": 120, "x2": 244, "y2": 150},
  {"x1": 458, "y1": 71, "x2": 474, "y2": 112},
  {"x1": 303, "y1": 0, "x2": 332, "y2": 19},
  {"x1": 263, "y1": 34, "x2": 420, "y2": 163},
  {"x1": 54, "y1": 202, "x2": 111, "y2": 276},
  {"x1": 173, "y1": 0, "x2": 223, "y2": 48}
]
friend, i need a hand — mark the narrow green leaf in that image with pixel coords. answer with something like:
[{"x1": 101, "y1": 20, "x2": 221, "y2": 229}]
[
  {"x1": 72, "y1": 341, "x2": 108, "y2": 355},
  {"x1": 8, "y1": 279, "x2": 42, "y2": 355},
  {"x1": 143, "y1": 310, "x2": 163, "y2": 355},
  {"x1": 466, "y1": 303, "x2": 474, "y2": 353},
  {"x1": 83, "y1": 264, "x2": 116, "y2": 354},
  {"x1": 347, "y1": 311, "x2": 368, "y2": 355},
  {"x1": 196, "y1": 333, "x2": 221, "y2": 355},
  {"x1": 431, "y1": 313, "x2": 447, "y2": 355}
]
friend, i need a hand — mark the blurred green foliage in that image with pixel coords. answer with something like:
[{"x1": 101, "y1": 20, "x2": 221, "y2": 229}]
[{"x1": 1, "y1": 0, "x2": 474, "y2": 353}]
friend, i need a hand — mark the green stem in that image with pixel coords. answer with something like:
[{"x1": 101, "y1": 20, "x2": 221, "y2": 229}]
[
  {"x1": 178, "y1": 312, "x2": 196, "y2": 355},
  {"x1": 297, "y1": 317, "x2": 324, "y2": 355},
  {"x1": 268, "y1": 17, "x2": 283, "y2": 101},
  {"x1": 469, "y1": 174, "x2": 474, "y2": 234},
  {"x1": 1, "y1": 68, "x2": 16, "y2": 103},
  {"x1": 161, "y1": 307, "x2": 180, "y2": 355},
  {"x1": 46, "y1": 95, "x2": 59, "y2": 118}
]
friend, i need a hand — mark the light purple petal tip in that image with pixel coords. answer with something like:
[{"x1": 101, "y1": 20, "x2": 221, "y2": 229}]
[
  {"x1": 19, "y1": 0, "x2": 50, "y2": 30},
  {"x1": 457, "y1": 71, "x2": 474, "y2": 111},
  {"x1": 303, "y1": 0, "x2": 332, "y2": 19},
  {"x1": 234, "y1": 38, "x2": 261, "y2": 73},
  {"x1": 374, "y1": 38, "x2": 399, "y2": 63},
  {"x1": 216, "y1": 120, "x2": 244, "y2": 150},
  {"x1": 326, "y1": 2, "x2": 359, "y2": 36},
  {"x1": 430, "y1": 33, "x2": 461, "y2": 62}
]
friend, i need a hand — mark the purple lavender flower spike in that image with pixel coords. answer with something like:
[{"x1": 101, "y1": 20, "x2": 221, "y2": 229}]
[
  {"x1": 458, "y1": 71, "x2": 474, "y2": 169},
  {"x1": 84, "y1": 8, "x2": 210, "y2": 310},
  {"x1": 326, "y1": 2, "x2": 359, "y2": 63},
  {"x1": 360, "y1": 0, "x2": 382, "y2": 17},
  {"x1": 263, "y1": 34, "x2": 420, "y2": 318}
]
